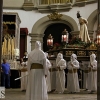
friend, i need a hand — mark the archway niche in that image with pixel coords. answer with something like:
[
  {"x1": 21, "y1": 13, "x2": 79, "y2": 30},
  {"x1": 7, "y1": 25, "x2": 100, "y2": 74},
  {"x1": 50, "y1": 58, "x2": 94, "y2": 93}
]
[
  {"x1": 43, "y1": 23, "x2": 72, "y2": 52},
  {"x1": 30, "y1": 15, "x2": 78, "y2": 50}
]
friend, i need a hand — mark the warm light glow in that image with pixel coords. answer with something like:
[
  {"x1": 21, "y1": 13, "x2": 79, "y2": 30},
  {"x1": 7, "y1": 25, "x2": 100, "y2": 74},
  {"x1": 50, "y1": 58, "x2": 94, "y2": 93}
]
[
  {"x1": 47, "y1": 39, "x2": 53, "y2": 46},
  {"x1": 62, "y1": 34, "x2": 68, "y2": 43},
  {"x1": 97, "y1": 33, "x2": 100, "y2": 44}
]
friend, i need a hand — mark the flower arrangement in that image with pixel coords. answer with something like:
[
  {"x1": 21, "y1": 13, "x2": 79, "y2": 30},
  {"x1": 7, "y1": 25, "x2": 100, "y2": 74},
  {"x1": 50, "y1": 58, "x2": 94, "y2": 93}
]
[
  {"x1": 67, "y1": 36, "x2": 94, "y2": 49},
  {"x1": 53, "y1": 43, "x2": 62, "y2": 50},
  {"x1": 54, "y1": 43, "x2": 60, "y2": 47},
  {"x1": 69, "y1": 36, "x2": 84, "y2": 45}
]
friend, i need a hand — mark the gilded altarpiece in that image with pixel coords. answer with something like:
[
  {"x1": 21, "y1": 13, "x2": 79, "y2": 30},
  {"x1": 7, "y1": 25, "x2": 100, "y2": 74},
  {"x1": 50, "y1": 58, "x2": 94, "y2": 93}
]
[{"x1": 2, "y1": 12, "x2": 21, "y2": 69}]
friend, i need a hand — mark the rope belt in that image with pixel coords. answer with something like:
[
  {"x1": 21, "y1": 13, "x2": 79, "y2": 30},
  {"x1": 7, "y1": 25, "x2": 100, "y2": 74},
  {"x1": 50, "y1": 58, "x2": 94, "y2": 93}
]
[
  {"x1": 21, "y1": 68, "x2": 27, "y2": 72},
  {"x1": 88, "y1": 68, "x2": 92, "y2": 72},
  {"x1": 88, "y1": 68, "x2": 97, "y2": 72},
  {"x1": 49, "y1": 68, "x2": 58, "y2": 72},
  {"x1": 30, "y1": 63, "x2": 43, "y2": 69},
  {"x1": 92, "y1": 69, "x2": 97, "y2": 72},
  {"x1": 49, "y1": 68, "x2": 62, "y2": 72},
  {"x1": 68, "y1": 69, "x2": 77, "y2": 73},
  {"x1": 83, "y1": 70, "x2": 89, "y2": 73}
]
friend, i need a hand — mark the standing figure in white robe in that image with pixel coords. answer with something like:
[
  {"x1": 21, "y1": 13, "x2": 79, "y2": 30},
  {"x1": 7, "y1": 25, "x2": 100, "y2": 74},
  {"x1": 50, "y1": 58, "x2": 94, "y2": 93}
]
[
  {"x1": 26, "y1": 41, "x2": 48, "y2": 100},
  {"x1": 67, "y1": 53, "x2": 80, "y2": 93},
  {"x1": 20, "y1": 59, "x2": 28, "y2": 91},
  {"x1": 77, "y1": 11, "x2": 91, "y2": 43},
  {"x1": 45, "y1": 52, "x2": 52, "y2": 92},
  {"x1": 87, "y1": 53, "x2": 97, "y2": 93},
  {"x1": 80, "y1": 61, "x2": 89, "y2": 90},
  {"x1": 49, "y1": 60, "x2": 56, "y2": 92},
  {"x1": 55, "y1": 53, "x2": 66, "y2": 93}
]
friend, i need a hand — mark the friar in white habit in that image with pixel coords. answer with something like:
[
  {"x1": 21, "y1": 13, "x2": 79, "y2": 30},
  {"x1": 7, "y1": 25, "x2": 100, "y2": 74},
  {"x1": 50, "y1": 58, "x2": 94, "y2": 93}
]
[
  {"x1": 20, "y1": 58, "x2": 28, "y2": 91},
  {"x1": 45, "y1": 52, "x2": 52, "y2": 92},
  {"x1": 80, "y1": 61, "x2": 89, "y2": 91},
  {"x1": 26, "y1": 41, "x2": 48, "y2": 100},
  {"x1": 87, "y1": 53, "x2": 97, "y2": 93},
  {"x1": 55, "y1": 53, "x2": 66, "y2": 93},
  {"x1": 67, "y1": 53, "x2": 80, "y2": 93}
]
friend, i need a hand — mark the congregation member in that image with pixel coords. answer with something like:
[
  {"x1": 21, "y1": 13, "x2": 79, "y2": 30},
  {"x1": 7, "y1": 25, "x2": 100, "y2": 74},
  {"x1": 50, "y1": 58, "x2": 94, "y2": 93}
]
[
  {"x1": 26, "y1": 41, "x2": 48, "y2": 100},
  {"x1": 1, "y1": 59, "x2": 11, "y2": 88},
  {"x1": 45, "y1": 52, "x2": 52, "y2": 92},
  {"x1": 87, "y1": 53, "x2": 97, "y2": 93},
  {"x1": 20, "y1": 58, "x2": 28, "y2": 91},
  {"x1": 67, "y1": 53, "x2": 80, "y2": 93},
  {"x1": 55, "y1": 53, "x2": 66, "y2": 93}
]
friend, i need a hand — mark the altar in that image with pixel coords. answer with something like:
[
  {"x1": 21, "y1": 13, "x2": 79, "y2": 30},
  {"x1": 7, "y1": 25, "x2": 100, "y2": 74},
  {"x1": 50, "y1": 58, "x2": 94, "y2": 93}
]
[{"x1": 1, "y1": 12, "x2": 21, "y2": 88}]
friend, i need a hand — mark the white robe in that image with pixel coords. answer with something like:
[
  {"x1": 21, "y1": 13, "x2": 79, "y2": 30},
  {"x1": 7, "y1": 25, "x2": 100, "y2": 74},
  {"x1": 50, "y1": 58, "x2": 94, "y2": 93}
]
[
  {"x1": 56, "y1": 59, "x2": 66, "y2": 93},
  {"x1": 78, "y1": 17, "x2": 91, "y2": 43},
  {"x1": 21, "y1": 62, "x2": 28, "y2": 91},
  {"x1": 81, "y1": 61, "x2": 89, "y2": 89},
  {"x1": 26, "y1": 50, "x2": 48, "y2": 100},
  {"x1": 87, "y1": 61, "x2": 97, "y2": 91},
  {"x1": 67, "y1": 60, "x2": 80, "y2": 92},
  {"x1": 46, "y1": 59, "x2": 52, "y2": 92},
  {"x1": 49, "y1": 60, "x2": 56, "y2": 91}
]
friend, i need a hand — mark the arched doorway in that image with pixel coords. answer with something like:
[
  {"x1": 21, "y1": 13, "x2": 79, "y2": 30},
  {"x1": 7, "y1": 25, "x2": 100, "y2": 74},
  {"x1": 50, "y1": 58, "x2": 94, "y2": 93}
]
[
  {"x1": 30, "y1": 14, "x2": 78, "y2": 50},
  {"x1": 43, "y1": 23, "x2": 72, "y2": 51}
]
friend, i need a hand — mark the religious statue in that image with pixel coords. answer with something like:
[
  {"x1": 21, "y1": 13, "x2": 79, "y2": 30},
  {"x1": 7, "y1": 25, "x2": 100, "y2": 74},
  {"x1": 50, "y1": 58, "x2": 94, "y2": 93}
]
[
  {"x1": 77, "y1": 11, "x2": 91, "y2": 43},
  {"x1": 3, "y1": 24, "x2": 10, "y2": 40},
  {"x1": 2, "y1": 24, "x2": 15, "y2": 60}
]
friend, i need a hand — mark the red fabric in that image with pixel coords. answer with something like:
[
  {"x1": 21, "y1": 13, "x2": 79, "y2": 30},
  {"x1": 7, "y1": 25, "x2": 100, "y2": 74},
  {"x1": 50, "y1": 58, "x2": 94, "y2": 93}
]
[
  {"x1": 20, "y1": 35, "x2": 26, "y2": 58},
  {"x1": 20, "y1": 28, "x2": 28, "y2": 35}
]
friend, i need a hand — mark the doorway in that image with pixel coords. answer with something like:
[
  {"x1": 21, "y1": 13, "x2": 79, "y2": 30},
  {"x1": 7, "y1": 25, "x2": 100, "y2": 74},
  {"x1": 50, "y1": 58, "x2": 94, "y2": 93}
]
[{"x1": 43, "y1": 23, "x2": 72, "y2": 52}]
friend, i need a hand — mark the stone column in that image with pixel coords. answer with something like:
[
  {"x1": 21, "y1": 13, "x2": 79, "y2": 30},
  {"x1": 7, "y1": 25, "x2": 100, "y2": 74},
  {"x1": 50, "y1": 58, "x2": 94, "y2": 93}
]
[
  {"x1": 22, "y1": 0, "x2": 34, "y2": 10},
  {"x1": 29, "y1": 33, "x2": 44, "y2": 50},
  {"x1": 0, "y1": 0, "x2": 3, "y2": 86}
]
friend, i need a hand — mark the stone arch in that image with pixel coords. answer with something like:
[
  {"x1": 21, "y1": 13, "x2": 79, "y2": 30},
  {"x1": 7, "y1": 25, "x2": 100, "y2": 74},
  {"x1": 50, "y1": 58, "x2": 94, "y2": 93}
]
[
  {"x1": 87, "y1": 9, "x2": 97, "y2": 30},
  {"x1": 30, "y1": 14, "x2": 78, "y2": 50},
  {"x1": 31, "y1": 14, "x2": 78, "y2": 34}
]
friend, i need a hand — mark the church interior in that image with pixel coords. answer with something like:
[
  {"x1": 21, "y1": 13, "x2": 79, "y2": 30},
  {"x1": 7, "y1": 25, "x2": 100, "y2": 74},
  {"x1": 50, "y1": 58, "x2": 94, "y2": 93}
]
[{"x1": 0, "y1": 0, "x2": 99, "y2": 100}]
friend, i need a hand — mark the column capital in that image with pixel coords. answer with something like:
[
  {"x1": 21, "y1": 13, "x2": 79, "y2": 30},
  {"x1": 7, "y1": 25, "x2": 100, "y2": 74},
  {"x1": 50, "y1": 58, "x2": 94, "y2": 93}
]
[
  {"x1": 29, "y1": 33, "x2": 44, "y2": 50},
  {"x1": 22, "y1": 0, "x2": 34, "y2": 11}
]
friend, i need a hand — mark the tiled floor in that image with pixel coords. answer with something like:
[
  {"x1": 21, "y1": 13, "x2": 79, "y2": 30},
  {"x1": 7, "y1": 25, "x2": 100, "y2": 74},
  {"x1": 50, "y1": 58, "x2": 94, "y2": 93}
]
[{"x1": 2, "y1": 89, "x2": 97, "y2": 100}]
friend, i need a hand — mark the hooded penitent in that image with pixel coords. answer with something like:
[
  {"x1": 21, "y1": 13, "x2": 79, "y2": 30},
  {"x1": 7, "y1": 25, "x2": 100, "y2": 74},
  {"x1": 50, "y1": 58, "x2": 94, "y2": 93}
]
[
  {"x1": 90, "y1": 53, "x2": 96, "y2": 65},
  {"x1": 28, "y1": 41, "x2": 46, "y2": 64},
  {"x1": 56, "y1": 53, "x2": 63, "y2": 65},
  {"x1": 71, "y1": 53, "x2": 77, "y2": 62}
]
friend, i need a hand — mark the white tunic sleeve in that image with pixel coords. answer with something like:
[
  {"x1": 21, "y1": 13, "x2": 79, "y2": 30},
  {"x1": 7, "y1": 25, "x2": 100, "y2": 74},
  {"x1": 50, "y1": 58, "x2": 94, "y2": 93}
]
[
  {"x1": 59, "y1": 60, "x2": 66, "y2": 70},
  {"x1": 92, "y1": 60, "x2": 97, "y2": 70},
  {"x1": 46, "y1": 59, "x2": 52, "y2": 69},
  {"x1": 73, "y1": 60, "x2": 79, "y2": 69},
  {"x1": 43, "y1": 58, "x2": 48, "y2": 75}
]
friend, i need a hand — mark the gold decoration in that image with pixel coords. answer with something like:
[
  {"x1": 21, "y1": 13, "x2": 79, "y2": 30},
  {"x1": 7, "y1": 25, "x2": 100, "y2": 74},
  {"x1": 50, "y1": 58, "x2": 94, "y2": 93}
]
[
  {"x1": 76, "y1": 0, "x2": 87, "y2": 2},
  {"x1": 66, "y1": 51, "x2": 74, "y2": 56},
  {"x1": 77, "y1": 51, "x2": 86, "y2": 56},
  {"x1": 88, "y1": 51, "x2": 97, "y2": 56},
  {"x1": 86, "y1": 43, "x2": 97, "y2": 50},
  {"x1": 47, "y1": 12, "x2": 63, "y2": 20}
]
